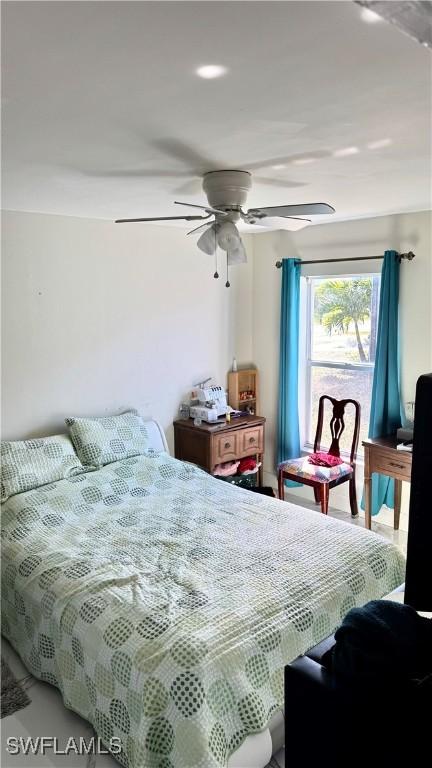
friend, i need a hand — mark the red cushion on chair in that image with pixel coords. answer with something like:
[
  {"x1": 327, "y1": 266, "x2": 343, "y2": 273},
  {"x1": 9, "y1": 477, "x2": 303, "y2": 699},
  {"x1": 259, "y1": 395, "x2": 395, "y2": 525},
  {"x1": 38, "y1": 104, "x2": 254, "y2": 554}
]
[{"x1": 308, "y1": 452, "x2": 344, "y2": 467}]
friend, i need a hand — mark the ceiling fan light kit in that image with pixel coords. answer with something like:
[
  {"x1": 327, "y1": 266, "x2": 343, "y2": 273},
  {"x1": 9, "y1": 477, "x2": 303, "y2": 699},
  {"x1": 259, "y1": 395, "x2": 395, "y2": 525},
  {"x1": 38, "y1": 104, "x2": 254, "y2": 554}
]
[
  {"x1": 227, "y1": 240, "x2": 247, "y2": 265},
  {"x1": 197, "y1": 225, "x2": 218, "y2": 255},
  {"x1": 116, "y1": 169, "x2": 335, "y2": 286},
  {"x1": 216, "y1": 221, "x2": 241, "y2": 251}
]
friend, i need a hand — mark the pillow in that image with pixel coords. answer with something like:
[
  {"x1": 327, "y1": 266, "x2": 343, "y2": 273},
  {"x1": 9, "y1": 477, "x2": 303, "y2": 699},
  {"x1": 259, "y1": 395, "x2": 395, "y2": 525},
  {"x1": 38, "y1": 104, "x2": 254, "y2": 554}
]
[
  {"x1": 65, "y1": 410, "x2": 150, "y2": 468},
  {"x1": 1, "y1": 434, "x2": 84, "y2": 502}
]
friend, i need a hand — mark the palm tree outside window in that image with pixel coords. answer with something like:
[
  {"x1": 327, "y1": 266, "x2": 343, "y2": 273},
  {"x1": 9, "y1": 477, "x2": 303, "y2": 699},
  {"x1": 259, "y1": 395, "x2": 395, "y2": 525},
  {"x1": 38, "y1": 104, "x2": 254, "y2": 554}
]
[{"x1": 305, "y1": 274, "x2": 381, "y2": 453}]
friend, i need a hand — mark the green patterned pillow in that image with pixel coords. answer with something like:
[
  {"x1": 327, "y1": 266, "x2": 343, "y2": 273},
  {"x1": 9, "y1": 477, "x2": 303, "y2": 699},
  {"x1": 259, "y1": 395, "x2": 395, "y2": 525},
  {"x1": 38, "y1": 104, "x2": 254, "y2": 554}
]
[
  {"x1": 1, "y1": 435, "x2": 84, "y2": 502},
  {"x1": 65, "y1": 410, "x2": 150, "y2": 468}
]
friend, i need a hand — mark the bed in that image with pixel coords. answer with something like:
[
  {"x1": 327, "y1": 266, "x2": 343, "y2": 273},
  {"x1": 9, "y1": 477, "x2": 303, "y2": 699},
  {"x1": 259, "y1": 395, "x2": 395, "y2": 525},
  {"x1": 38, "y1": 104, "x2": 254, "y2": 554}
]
[{"x1": 1, "y1": 420, "x2": 405, "y2": 768}]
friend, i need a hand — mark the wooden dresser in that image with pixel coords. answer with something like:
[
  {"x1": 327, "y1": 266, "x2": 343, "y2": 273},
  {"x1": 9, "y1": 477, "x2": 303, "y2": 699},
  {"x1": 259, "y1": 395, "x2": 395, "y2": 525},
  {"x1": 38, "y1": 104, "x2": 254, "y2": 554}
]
[
  {"x1": 363, "y1": 435, "x2": 412, "y2": 530},
  {"x1": 174, "y1": 415, "x2": 265, "y2": 485}
]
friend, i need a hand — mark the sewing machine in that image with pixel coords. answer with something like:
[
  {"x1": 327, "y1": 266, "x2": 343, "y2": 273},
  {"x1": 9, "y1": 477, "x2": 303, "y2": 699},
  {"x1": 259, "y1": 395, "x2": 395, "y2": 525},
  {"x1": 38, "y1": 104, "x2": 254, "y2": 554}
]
[{"x1": 190, "y1": 380, "x2": 229, "y2": 422}]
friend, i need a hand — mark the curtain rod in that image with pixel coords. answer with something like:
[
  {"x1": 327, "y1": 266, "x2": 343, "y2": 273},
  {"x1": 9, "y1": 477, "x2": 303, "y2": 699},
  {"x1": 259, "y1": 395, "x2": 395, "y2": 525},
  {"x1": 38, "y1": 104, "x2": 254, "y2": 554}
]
[{"x1": 275, "y1": 251, "x2": 415, "y2": 268}]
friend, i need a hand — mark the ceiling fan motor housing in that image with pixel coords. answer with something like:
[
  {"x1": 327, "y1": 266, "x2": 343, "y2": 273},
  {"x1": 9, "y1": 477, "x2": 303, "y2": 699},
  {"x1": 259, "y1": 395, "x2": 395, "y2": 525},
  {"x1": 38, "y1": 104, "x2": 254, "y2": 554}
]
[{"x1": 203, "y1": 170, "x2": 252, "y2": 220}]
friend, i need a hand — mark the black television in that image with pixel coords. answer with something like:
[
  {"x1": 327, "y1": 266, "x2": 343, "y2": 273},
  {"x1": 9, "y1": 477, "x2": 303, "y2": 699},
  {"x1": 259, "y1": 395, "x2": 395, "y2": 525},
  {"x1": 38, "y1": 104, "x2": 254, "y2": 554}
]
[{"x1": 404, "y1": 373, "x2": 432, "y2": 611}]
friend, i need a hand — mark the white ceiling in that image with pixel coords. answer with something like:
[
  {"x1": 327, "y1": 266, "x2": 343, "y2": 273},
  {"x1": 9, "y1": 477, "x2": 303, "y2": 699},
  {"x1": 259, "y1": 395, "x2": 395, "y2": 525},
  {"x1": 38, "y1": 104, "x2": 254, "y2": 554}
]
[{"x1": 2, "y1": 1, "x2": 431, "y2": 227}]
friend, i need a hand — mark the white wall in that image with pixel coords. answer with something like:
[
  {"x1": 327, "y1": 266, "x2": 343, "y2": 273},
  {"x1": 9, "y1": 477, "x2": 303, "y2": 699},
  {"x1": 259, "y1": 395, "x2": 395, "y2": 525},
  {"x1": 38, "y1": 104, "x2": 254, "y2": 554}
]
[
  {"x1": 1, "y1": 211, "x2": 253, "y2": 449},
  {"x1": 2, "y1": 207, "x2": 430, "y2": 513},
  {"x1": 252, "y1": 211, "x2": 432, "y2": 512}
]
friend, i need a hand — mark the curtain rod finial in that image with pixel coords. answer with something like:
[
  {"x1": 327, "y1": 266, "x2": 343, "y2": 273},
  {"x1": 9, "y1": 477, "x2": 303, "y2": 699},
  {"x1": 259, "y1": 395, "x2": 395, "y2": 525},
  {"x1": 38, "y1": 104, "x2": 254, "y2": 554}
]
[
  {"x1": 275, "y1": 261, "x2": 283, "y2": 269},
  {"x1": 398, "y1": 251, "x2": 416, "y2": 263}
]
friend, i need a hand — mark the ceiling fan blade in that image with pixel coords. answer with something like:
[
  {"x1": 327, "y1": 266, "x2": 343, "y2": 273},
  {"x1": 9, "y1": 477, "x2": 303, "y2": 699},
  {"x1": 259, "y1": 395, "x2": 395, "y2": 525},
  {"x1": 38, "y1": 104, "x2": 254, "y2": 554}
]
[
  {"x1": 245, "y1": 150, "x2": 331, "y2": 172},
  {"x1": 174, "y1": 178, "x2": 203, "y2": 196},
  {"x1": 151, "y1": 139, "x2": 218, "y2": 173},
  {"x1": 247, "y1": 217, "x2": 310, "y2": 232},
  {"x1": 174, "y1": 200, "x2": 229, "y2": 217},
  {"x1": 254, "y1": 176, "x2": 306, "y2": 189},
  {"x1": 89, "y1": 136, "x2": 220, "y2": 181},
  {"x1": 115, "y1": 214, "x2": 210, "y2": 224},
  {"x1": 247, "y1": 203, "x2": 335, "y2": 217},
  {"x1": 87, "y1": 169, "x2": 192, "y2": 179},
  {"x1": 187, "y1": 220, "x2": 214, "y2": 236}
]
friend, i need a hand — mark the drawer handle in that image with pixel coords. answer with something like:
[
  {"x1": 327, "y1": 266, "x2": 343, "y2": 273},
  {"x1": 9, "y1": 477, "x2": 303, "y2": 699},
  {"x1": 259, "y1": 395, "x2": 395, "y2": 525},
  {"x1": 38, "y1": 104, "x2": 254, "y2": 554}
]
[
  {"x1": 224, "y1": 442, "x2": 231, "y2": 449},
  {"x1": 249, "y1": 437, "x2": 255, "y2": 444},
  {"x1": 389, "y1": 461, "x2": 405, "y2": 470}
]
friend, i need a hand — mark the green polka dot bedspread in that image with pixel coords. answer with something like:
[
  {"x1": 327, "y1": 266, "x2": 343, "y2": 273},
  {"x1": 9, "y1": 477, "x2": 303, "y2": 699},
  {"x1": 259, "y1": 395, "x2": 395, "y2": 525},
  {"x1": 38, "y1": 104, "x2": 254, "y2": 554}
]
[{"x1": 1, "y1": 451, "x2": 405, "y2": 767}]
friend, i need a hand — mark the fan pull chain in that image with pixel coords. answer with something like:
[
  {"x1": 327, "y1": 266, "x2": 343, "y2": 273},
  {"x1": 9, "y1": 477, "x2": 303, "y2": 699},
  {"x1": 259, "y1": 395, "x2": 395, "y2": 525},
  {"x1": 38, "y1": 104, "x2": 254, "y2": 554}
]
[
  {"x1": 225, "y1": 253, "x2": 230, "y2": 288},
  {"x1": 213, "y1": 226, "x2": 219, "y2": 278}
]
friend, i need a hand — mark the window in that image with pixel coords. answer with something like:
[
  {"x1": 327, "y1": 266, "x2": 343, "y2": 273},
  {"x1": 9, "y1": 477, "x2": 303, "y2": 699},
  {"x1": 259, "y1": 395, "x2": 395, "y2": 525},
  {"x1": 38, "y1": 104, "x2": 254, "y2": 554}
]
[{"x1": 305, "y1": 274, "x2": 381, "y2": 454}]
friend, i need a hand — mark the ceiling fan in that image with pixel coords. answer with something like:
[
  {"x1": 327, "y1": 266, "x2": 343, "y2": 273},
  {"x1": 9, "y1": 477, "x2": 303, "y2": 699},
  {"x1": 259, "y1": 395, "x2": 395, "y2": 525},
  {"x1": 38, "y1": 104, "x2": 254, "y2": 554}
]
[{"x1": 115, "y1": 169, "x2": 335, "y2": 286}]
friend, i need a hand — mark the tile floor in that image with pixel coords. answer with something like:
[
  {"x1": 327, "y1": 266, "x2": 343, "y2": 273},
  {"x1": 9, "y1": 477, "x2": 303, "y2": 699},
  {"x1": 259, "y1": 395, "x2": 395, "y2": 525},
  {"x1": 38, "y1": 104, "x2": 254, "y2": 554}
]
[
  {"x1": 1, "y1": 504, "x2": 405, "y2": 767},
  {"x1": 284, "y1": 492, "x2": 408, "y2": 555}
]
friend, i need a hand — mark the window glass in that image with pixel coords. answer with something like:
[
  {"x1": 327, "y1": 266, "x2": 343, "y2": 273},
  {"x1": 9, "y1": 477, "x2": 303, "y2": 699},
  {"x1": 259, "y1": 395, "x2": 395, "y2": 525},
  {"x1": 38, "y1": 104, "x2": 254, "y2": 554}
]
[
  {"x1": 306, "y1": 275, "x2": 380, "y2": 452},
  {"x1": 309, "y1": 366, "x2": 374, "y2": 451}
]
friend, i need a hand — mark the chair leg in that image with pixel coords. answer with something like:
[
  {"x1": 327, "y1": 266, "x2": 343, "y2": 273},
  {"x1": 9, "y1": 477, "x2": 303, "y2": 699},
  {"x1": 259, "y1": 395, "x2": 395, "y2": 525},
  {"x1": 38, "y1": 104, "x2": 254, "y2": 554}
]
[
  {"x1": 320, "y1": 484, "x2": 329, "y2": 515},
  {"x1": 349, "y1": 473, "x2": 359, "y2": 517},
  {"x1": 313, "y1": 487, "x2": 320, "y2": 505},
  {"x1": 278, "y1": 471, "x2": 285, "y2": 501}
]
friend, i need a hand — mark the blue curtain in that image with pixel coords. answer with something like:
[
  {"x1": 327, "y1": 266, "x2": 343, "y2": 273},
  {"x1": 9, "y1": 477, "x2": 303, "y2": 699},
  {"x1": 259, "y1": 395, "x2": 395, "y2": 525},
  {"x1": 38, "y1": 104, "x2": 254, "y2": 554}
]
[
  {"x1": 277, "y1": 258, "x2": 301, "y2": 484},
  {"x1": 362, "y1": 250, "x2": 402, "y2": 515}
]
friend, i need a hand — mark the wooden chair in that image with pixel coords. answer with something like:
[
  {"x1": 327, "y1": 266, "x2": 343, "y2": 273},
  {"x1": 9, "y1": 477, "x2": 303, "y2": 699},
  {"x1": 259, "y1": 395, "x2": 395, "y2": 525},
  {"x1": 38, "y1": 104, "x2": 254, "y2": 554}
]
[{"x1": 278, "y1": 396, "x2": 361, "y2": 516}]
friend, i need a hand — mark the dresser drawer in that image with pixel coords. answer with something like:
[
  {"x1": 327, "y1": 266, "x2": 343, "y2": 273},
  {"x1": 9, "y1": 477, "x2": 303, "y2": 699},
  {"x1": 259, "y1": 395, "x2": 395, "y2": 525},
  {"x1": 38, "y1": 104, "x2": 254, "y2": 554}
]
[
  {"x1": 370, "y1": 450, "x2": 411, "y2": 481},
  {"x1": 213, "y1": 432, "x2": 239, "y2": 463},
  {"x1": 239, "y1": 426, "x2": 263, "y2": 457}
]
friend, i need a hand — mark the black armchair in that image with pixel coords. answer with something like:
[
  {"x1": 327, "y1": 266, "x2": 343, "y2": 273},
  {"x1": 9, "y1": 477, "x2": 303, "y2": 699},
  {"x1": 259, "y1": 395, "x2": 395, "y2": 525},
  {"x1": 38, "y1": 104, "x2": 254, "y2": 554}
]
[{"x1": 284, "y1": 603, "x2": 431, "y2": 768}]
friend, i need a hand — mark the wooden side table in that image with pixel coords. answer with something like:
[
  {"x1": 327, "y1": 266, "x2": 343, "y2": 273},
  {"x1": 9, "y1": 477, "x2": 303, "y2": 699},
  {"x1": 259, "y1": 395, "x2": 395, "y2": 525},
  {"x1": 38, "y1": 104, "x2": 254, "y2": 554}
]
[
  {"x1": 173, "y1": 415, "x2": 265, "y2": 486},
  {"x1": 363, "y1": 435, "x2": 412, "y2": 530}
]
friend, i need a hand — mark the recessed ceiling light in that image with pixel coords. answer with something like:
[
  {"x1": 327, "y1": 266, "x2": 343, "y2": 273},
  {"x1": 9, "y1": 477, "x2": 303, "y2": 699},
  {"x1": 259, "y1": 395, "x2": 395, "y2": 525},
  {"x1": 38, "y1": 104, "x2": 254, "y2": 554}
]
[
  {"x1": 360, "y1": 8, "x2": 382, "y2": 24},
  {"x1": 272, "y1": 164, "x2": 286, "y2": 170},
  {"x1": 333, "y1": 146, "x2": 360, "y2": 158},
  {"x1": 196, "y1": 64, "x2": 228, "y2": 79},
  {"x1": 367, "y1": 138, "x2": 392, "y2": 150}
]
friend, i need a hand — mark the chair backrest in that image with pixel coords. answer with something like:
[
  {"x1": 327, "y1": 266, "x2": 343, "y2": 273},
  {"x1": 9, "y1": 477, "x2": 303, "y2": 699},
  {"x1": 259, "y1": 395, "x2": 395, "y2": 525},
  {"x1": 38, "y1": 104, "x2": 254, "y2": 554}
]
[{"x1": 313, "y1": 395, "x2": 361, "y2": 465}]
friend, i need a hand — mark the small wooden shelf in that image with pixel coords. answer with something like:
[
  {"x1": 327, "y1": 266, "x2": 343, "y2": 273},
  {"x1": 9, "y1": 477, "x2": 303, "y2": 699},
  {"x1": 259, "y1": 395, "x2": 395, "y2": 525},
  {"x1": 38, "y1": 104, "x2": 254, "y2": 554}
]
[{"x1": 228, "y1": 368, "x2": 259, "y2": 415}]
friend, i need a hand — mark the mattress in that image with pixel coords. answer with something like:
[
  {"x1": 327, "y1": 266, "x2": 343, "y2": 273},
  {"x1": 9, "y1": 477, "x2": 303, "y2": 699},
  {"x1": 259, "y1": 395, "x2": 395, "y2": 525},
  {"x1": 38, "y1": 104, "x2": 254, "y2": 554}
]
[{"x1": 1, "y1": 450, "x2": 405, "y2": 768}]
